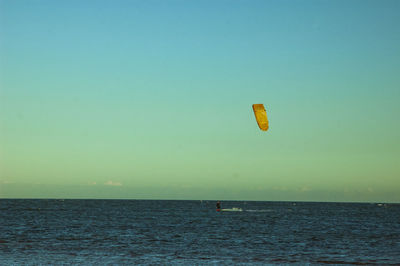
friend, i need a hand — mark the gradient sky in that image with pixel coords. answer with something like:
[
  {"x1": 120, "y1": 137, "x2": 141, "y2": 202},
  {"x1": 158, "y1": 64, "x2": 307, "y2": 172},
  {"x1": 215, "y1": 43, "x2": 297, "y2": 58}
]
[{"x1": 1, "y1": 0, "x2": 399, "y2": 202}]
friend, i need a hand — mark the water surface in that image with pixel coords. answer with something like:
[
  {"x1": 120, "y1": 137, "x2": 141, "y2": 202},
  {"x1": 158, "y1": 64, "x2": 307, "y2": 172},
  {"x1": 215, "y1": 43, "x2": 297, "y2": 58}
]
[{"x1": 1, "y1": 200, "x2": 399, "y2": 264}]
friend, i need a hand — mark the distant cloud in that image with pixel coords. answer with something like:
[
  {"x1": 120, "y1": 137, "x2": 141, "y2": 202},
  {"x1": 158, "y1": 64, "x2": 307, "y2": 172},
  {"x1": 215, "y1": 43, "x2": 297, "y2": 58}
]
[
  {"x1": 299, "y1": 186, "x2": 311, "y2": 192},
  {"x1": 104, "y1": 181, "x2": 122, "y2": 186},
  {"x1": 273, "y1": 186, "x2": 288, "y2": 191}
]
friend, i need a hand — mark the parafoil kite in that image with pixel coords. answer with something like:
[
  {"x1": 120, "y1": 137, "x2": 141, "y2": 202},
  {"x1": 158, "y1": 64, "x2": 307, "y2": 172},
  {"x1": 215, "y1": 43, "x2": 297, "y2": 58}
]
[{"x1": 252, "y1": 104, "x2": 269, "y2": 131}]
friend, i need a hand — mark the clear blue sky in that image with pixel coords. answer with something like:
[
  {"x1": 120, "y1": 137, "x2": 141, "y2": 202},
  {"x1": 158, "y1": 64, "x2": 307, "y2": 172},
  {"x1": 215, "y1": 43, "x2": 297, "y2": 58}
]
[{"x1": 1, "y1": 0, "x2": 399, "y2": 202}]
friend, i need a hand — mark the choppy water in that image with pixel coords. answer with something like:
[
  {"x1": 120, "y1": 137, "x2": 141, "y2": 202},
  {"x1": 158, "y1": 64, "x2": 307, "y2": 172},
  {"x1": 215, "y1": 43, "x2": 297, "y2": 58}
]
[{"x1": 1, "y1": 199, "x2": 399, "y2": 265}]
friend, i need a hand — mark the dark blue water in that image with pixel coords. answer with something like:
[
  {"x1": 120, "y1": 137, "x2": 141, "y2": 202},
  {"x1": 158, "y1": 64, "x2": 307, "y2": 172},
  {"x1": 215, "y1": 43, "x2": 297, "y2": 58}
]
[{"x1": 1, "y1": 200, "x2": 399, "y2": 265}]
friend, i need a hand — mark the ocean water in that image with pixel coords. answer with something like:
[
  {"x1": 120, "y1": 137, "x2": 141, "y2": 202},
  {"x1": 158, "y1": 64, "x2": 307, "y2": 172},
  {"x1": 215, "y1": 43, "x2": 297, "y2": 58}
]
[{"x1": 1, "y1": 200, "x2": 399, "y2": 265}]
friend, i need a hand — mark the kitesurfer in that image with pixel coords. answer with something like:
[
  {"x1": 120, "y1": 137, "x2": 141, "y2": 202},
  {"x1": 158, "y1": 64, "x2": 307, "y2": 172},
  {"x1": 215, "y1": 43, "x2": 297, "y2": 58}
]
[{"x1": 216, "y1": 201, "x2": 221, "y2": 211}]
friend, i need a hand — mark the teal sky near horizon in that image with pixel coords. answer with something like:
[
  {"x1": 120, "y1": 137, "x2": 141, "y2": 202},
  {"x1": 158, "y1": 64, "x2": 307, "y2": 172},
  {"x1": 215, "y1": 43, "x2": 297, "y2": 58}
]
[{"x1": 1, "y1": 0, "x2": 399, "y2": 202}]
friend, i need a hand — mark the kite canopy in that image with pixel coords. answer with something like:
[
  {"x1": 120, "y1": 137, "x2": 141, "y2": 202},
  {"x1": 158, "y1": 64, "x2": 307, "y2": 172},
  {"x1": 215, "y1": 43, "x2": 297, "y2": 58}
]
[{"x1": 252, "y1": 104, "x2": 269, "y2": 131}]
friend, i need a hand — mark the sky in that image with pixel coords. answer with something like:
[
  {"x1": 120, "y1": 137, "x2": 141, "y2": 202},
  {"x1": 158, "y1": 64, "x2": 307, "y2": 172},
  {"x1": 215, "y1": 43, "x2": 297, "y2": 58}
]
[{"x1": 0, "y1": 0, "x2": 399, "y2": 202}]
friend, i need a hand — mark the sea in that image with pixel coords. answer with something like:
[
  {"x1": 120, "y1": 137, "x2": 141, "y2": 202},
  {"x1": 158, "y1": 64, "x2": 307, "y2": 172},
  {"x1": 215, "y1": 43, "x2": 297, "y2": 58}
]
[{"x1": 1, "y1": 199, "x2": 399, "y2": 265}]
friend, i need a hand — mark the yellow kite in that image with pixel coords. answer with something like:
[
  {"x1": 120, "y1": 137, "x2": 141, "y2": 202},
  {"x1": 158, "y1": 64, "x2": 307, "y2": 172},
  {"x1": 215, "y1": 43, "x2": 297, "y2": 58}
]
[{"x1": 252, "y1": 104, "x2": 269, "y2": 131}]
